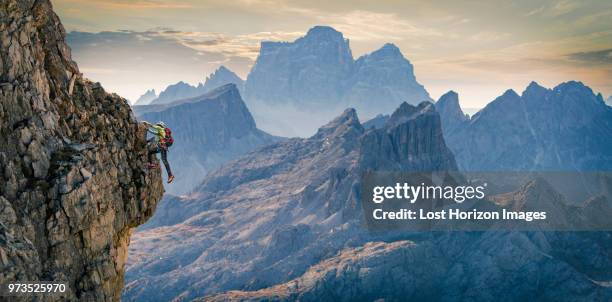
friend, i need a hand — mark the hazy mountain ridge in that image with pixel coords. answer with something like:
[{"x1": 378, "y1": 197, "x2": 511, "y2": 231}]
[
  {"x1": 437, "y1": 81, "x2": 612, "y2": 171},
  {"x1": 133, "y1": 84, "x2": 280, "y2": 194},
  {"x1": 148, "y1": 66, "x2": 244, "y2": 105},
  {"x1": 134, "y1": 89, "x2": 157, "y2": 105}
]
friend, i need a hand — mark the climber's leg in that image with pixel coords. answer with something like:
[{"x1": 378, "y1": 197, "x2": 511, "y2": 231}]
[{"x1": 161, "y1": 148, "x2": 174, "y2": 183}]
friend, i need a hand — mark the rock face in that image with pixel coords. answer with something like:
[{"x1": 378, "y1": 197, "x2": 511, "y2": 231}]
[
  {"x1": 343, "y1": 43, "x2": 431, "y2": 117},
  {"x1": 133, "y1": 89, "x2": 157, "y2": 106},
  {"x1": 133, "y1": 84, "x2": 279, "y2": 195},
  {"x1": 244, "y1": 26, "x2": 431, "y2": 137},
  {"x1": 203, "y1": 176, "x2": 612, "y2": 301},
  {"x1": 0, "y1": 1, "x2": 164, "y2": 301},
  {"x1": 123, "y1": 102, "x2": 456, "y2": 301},
  {"x1": 434, "y1": 90, "x2": 468, "y2": 135},
  {"x1": 440, "y1": 81, "x2": 612, "y2": 171},
  {"x1": 149, "y1": 66, "x2": 244, "y2": 105},
  {"x1": 203, "y1": 231, "x2": 611, "y2": 302},
  {"x1": 246, "y1": 26, "x2": 353, "y2": 108}
]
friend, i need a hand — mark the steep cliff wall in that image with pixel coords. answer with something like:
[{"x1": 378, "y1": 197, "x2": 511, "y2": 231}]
[{"x1": 0, "y1": 1, "x2": 163, "y2": 301}]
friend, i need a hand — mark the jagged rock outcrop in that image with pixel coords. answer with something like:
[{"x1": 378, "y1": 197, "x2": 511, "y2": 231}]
[
  {"x1": 123, "y1": 102, "x2": 456, "y2": 301},
  {"x1": 133, "y1": 84, "x2": 280, "y2": 195},
  {"x1": 0, "y1": 1, "x2": 164, "y2": 301},
  {"x1": 133, "y1": 89, "x2": 157, "y2": 106},
  {"x1": 244, "y1": 26, "x2": 431, "y2": 137},
  {"x1": 434, "y1": 90, "x2": 468, "y2": 135},
  {"x1": 441, "y1": 81, "x2": 612, "y2": 171}
]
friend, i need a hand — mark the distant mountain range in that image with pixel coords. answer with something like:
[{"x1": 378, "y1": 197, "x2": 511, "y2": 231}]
[
  {"x1": 125, "y1": 95, "x2": 612, "y2": 301},
  {"x1": 436, "y1": 81, "x2": 612, "y2": 171},
  {"x1": 146, "y1": 66, "x2": 245, "y2": 105},
  {"x1": 133, "y1": 89, "x2": 157, "y2": 105},
  {"x1": 133, "y1": 84, "x2": 279, "y2": 194},
  {"x1": 135, "y1": 26, "x2": 431, "y2": 137},
  {"x1": 124, "y1": 101, "x2": 457, "y2": 301}
]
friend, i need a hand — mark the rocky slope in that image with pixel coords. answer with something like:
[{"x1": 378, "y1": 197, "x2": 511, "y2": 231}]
[
  {"x1": 0, "y1": 1, "x2": 164, "y2": 301},
  {"x1": 439, "y1": 81, "x2": 612, "y2": 171},
  {"x1": 133, "y1": 89, "x2": 157, "y2": 106},
  {"x1": 149, "y1": 66, "x2": 244, "y2": 105},
  {"x1": 133, "y1": 84, "x2": 279, "y2": 195},
  {"x1": 204, "y1": 176, "x2": 612, "y2": 301},
  {"x1": 204, "y1": 230, "x2": 611, "y2": 301},
  {"x1": 123, "y1": 101, "x2": 456, "y2": 301},
  {"x1": 244, "y1": 26, "x2": 431, "y2": 137}
]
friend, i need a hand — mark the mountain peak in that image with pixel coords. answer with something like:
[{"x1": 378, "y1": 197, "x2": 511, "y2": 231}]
[
  {"x1": 367, "y1": 42, "x2": 405, "y2": 60},
  {"x1": 300, "y1": 26, "x2": 347, "y2": 46},
  {"x1": 502, "y1": 89, "x2": 520, "y2": 98},
  {"x1": 306, "y1": 25, "x2": 342, "y2": 37},
  {"x1": 387, "y1": 101, "x2": 434, "y2": 128},
  {"x1": 553, "y1": 81, "x2": 593, "y2": 95},
  {"x1": 522, "y1": 81, "x2": 548, "y2": 98},
  {"x1": 439, "y1": 90, "x2": 459, "y2": 102},
  {"x1": 217, "y1": 65, "x2": 230, "y2": 72},
  {"x1": 134, "y1": 89, "x2": 158, "y2": 105},
  {"x1": 314, "y1": 108, "x2": 363, "y2": 139},
  {"x1": 203, "y1": 66, "x2": 244, "y2": 94},
  {"x1": 435, "y1": 90, "x2": 467, "y2": 129}
]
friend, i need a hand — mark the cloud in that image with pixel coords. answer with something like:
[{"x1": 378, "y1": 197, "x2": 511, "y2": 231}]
[
  {"x1": 60, "y1": 0, "x2": 193, "y2": 9},
  {"x1": 567, "y1": 48, "x2": 612, "y2": 64},
  {"x1": 141, "y1": 29, "x2": 303, "y2": 60},
  {"x1": 326, "y1": 10, "x2": 443, "y2": 41},
  {"x1": 523, "y1": 0, "x2": 581, "y2": 18}
]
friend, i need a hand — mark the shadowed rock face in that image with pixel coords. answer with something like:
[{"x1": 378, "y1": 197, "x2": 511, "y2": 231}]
[
  {"x1": 0, "y1": 1, "x2": 164, "y2": 301},
  {"x1": 439, "y1": 81, "x2": 612, "y2": 171},
  {"x1": 123, "y1": 102, "x2": 457, "y2": 301},
  {"x1": 133, "y1": 84, "x2": 280, "y2": 195}
]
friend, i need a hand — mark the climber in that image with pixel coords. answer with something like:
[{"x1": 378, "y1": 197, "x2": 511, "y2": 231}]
[{"x1": 143, "y1": 121, "x2": 175, "y2": 183}]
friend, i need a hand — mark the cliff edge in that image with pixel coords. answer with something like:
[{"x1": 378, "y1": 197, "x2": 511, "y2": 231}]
[{"x1": 0, "y1": 1, "x2": 164, "y2": 301}]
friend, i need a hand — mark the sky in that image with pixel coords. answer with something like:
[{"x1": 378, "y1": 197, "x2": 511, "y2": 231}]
[{"x1": 53, "y1": 0, "x2": 612, "y2": 107}]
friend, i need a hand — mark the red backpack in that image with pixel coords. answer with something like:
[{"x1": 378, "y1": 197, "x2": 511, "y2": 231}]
[{"x1": 162, "y1": 127, "x2": 174, "y2": 147}]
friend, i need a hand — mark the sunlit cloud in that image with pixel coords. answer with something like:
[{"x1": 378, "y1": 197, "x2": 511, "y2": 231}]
[
  {"x1": 55, "y1": 0, "x2": 612, "y2": 107},
  {"x1": 59, "y1": 0, "x2": 193, "y2": 9}
]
